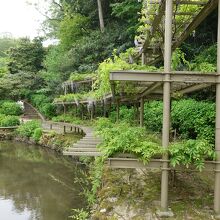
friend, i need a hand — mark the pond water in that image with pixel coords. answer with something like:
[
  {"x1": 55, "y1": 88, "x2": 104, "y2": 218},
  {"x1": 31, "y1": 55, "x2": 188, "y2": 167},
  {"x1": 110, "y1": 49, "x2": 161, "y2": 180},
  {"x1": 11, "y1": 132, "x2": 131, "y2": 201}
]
[{"x1": 0, "y1": 141, "x2": 87, "y2": 220}]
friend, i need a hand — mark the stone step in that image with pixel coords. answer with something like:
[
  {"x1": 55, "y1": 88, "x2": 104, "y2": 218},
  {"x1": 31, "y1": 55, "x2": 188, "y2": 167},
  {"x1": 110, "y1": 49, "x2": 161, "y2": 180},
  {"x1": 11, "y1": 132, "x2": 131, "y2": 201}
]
[
  {"x1": 67, "y1": 148, "x2": 99, "y2": 152},
  {"x1": 72, "y1": 144, "x2": 97, "y2": 148},
  {"x1": 83, "y1": 136, "x2": 102, "y2": 141},
  {"x1": 76, "y1": 142, "x2": 99, "y2": 146},
  {"x1": 63, "y1": 151, "x2": 103, "y2": 156},
  {"x1": 78, "y1": 140, "x2": 101, "y2": 144}
]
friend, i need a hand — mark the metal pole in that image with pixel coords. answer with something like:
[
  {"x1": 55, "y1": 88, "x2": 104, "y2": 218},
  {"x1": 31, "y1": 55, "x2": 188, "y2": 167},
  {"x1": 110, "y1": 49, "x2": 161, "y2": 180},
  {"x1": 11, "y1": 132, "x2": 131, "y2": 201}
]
[
  {"x1": 140, "y1": 98, "x2": 144, "y2": 127},
  {"x1": 161, "y1": 0, "x2": 173, "y2": 214},
  {"x1": 214, "y1": 0, "x2": 220, "y2": 216}
]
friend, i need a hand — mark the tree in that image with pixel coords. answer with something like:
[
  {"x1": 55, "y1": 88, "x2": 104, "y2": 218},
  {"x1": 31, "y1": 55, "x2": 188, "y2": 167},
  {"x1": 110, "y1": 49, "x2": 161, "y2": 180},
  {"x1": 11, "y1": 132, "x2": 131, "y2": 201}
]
[
  {"x1": 7, "y1": 38, "x2": 45, "y2": 74},
  {"x1": 97, "y1": 0, "x2": 105, "y2": 32}
]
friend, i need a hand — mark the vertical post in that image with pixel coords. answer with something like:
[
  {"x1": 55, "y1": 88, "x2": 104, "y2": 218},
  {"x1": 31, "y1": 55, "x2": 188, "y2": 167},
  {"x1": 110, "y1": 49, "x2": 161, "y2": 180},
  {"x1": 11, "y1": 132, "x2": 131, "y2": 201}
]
[
  {"x1": 91, "y1": 102, "x2": 94, "y2": 120},
  {"x1": 116, "y1": 100, "x2": 120, "y2": 122},
  {"x1": 142, "y1": 53, "x2": 145, "y2": 66},
  {"x1": 50, "y1": 124, "x2": 53, "y2": 130},
  {"x1": 103, "y1": 100, "x2": 107, "y2": 117},
  {"x1": 160, "y1": 0, "x2": 173, "y2": 215},
  {"x1": 63, "y1": 126, "x2": 66, "y2": 134},
  {"x1": 140, "y1": 98, "x2": 144, "y2": 127},
  {"x1": 81, "y1": 104, "x2": 84, "y2": 120},
  {"x1": 214, "y1": 0, "x2": 220, "y2": 216}
]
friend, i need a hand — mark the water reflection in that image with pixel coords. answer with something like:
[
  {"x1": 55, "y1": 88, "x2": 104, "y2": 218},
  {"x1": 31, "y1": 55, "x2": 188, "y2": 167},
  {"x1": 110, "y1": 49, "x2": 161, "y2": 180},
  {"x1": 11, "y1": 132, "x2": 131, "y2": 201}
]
[{"x1": 0, "y1": 141, "x2": 86, "y2": 220}]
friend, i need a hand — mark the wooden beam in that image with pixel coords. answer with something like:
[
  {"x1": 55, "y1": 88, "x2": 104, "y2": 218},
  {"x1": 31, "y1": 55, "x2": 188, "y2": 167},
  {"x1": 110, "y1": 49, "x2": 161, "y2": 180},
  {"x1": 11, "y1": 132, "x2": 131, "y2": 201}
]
[
  {"x1": 173, "y1": 0, "x2": 218, "y2": 49},
  {"x1": 143, "y1": 0, "x2": 166, "y2": 53}
]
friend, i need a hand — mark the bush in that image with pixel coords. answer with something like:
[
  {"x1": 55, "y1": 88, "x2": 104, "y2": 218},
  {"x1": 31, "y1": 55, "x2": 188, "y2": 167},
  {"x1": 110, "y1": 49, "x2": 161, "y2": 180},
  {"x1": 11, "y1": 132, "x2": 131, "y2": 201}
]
[
  {"x1": 31, "y1": 94, "x2": 56, "y2": 119},
  {"x1": 144, "y1": 99, "x2": 215, "y2": 143},
  {"x1": 0, "y1": 101, "x2": 23, "y2": 116},
  {"x1": 95, "y1": 118, "x2": 162, "y2": 163},
  {"x1": 17, "y1": 120, "x2": 41, "y2": 138},
  {"x1": 0, "y1": 114, "x2": 20, "y2": 127},
  {"x1": 32, "y1": 128, "x2": 43, "y2": 142},
  {"x1": 109, "y1": 106, "x2": 136, "y2": 124}
]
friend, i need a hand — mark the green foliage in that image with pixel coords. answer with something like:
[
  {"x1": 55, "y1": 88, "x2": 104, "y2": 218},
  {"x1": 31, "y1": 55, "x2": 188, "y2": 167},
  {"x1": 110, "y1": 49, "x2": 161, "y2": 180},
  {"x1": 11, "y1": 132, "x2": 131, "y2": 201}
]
[
  {"x1": 17, "y1": 120, "x2": 41, "y2": 138},
  {"x1": 69, "y1": 208, "x2": 89, "y2": 220},
  {"x1": 0, "y1": 72, "x2": 43, "y2": 100},
  {"x1": 144, "y1": 101, "x2": 163, "y2": 132},
  {"x1": 95, "y1": 118, "x2": 162, "y2": 163},
  {"x1": 144, "y1": 99, "x2": 215, "y2": 144},
  {"x1": 58, "y1": 14, "x2": 89, "y2": 50},
  {"x1": 94, "y1": 50, "x2": 158, "y2": 99},
  {"x1": 193, "y1": 44, "x2": 217, "y2": 65},
  {"x1": 0, "y1": 57, "x2": 9, "y2": 76},
  {"x1": 8, "y1": 38, "x2": 45, "y2": 74},
  {"x1": 172, "y1": 48, "x2": 190, "y2": 70},
  {"x1": 169, "y1": 139, "x2": 215, "y2": 171},
  {"x1": 31, "y1": 94, "x2": 56, "y2": 119},
  {"x1": 32, "y1": 128, "x2": 43, "y2": 142},
  {"x1": 109, "y1": 105, "x2": 136, "y2": 124},
  {"x1": 172, "y1": 99, "x2": 215, "y2": 143},
  {"x1": 0, "y1": 37, "x2": 18, "y2": 58},
  {"x1": 0, "y1": 114, "x2": 20, "y2": 127},
  {"x1": 0, "y1": 101, "x2": 22, "y2": 116},
  {"x1": 111, "y1": 0, "x2": 142, "y2": 37},
  {"x1": 68, "y1": 72, "x2": 96, "y2": 82}
]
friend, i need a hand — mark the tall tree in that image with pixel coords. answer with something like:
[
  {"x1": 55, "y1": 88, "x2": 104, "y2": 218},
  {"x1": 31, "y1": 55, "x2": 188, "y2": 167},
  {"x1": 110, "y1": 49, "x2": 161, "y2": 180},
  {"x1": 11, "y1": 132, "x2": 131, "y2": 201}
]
[
  {"x1": 8, "y1": 38, "x2": 45, "y2": 74},
  {"x1": 97, "y1": 0, "x2": 105, "y2": 32}
]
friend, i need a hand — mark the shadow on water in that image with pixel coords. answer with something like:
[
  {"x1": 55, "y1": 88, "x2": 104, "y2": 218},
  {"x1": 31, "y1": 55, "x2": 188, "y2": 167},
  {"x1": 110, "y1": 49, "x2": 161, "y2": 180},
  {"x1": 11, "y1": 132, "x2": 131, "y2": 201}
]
[{"x1": 0, "y1": 141, "x2": 87, "y2": 220}]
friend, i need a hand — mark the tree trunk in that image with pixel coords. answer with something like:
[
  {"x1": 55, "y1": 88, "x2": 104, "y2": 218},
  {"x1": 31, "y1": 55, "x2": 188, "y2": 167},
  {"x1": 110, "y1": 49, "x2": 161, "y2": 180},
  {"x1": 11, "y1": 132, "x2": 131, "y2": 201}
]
[{"x1": 97, "y1": 0, "x2": 104, "y2": 32}]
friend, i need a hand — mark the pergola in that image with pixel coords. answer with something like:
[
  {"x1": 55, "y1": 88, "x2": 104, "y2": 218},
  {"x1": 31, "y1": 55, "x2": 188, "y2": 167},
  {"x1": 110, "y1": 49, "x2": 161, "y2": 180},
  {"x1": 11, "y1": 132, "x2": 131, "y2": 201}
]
[{"x1": 109, "y1": 0, "x2": 220, "y2": 217}]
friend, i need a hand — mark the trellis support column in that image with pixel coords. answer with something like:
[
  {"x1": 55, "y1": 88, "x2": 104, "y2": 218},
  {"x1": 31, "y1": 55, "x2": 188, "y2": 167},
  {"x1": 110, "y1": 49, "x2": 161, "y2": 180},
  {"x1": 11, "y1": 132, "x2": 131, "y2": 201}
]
[
  {"x1": 81, "y1": 104, "x2": 84, "y2": 120},
  {"x1": 140, "y1": 98, "x2": 144, "y2": 127},
  {"x1": 142, "y1": 52, "x2": 145, "y2": 66},
  {"x1": 116, "y1": 100, "x2": 120, "y2": 122},
  {"x1": 214, "y1": 0, "x2": 220, "y2": 217},
  {"x1": 158, "y1": 0, "x2": 173, "y2": 217},
  {"x1": 103, "y1": 100, "x2": 107, "y2": 117}
]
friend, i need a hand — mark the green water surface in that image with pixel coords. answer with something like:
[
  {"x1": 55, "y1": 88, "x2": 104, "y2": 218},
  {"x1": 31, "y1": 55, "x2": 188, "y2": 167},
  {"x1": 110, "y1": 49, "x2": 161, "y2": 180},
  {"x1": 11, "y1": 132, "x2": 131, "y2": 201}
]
[{"x1": 0, "y1": 141, "x2": 86, "y2": 220}]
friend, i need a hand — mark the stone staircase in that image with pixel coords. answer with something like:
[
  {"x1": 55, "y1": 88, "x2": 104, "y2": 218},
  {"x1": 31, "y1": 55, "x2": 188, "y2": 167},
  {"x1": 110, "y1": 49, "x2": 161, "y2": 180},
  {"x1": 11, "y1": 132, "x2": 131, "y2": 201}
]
[
  {"x1": 63, "y1": 129, "x2": 103, "y2": 157},
  {"x1": 22, "y1": 101, "x2": 44, "y2": 121}
]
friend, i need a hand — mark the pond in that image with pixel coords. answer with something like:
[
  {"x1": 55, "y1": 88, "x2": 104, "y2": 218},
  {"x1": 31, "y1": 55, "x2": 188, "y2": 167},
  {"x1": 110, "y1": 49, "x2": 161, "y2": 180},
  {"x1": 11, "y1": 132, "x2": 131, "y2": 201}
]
[{"x1": 0, "y1": 141, "x2": 87, "y2": 220}]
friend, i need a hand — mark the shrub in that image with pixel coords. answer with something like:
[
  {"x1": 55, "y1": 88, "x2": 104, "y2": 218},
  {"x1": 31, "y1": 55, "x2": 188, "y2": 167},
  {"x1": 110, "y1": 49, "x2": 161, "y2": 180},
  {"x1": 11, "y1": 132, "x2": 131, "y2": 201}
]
[
  {"x1": 0, "y1": 114, "x2": 20, "y2": 127},
  {"x1": 143, "y1": 99, "x2": 215, "y2": 143},
  {"x1": 109, "y1": 105, "x2": 136, "y2": 124},
  {"x1": 17, "y1": 120, "x2": 41, "y2": 138},
  {"x1": 30, "y1": 94, "x2": 56, "y2": 119},
  {"x1": 95, "y1": 118, "x2": 162, "y2": 163},
  {"x1": 32, "y1": 128, "x2": 43, "y2": 142},
  {"x1": 0, "y1": 101, "x2": 23, "y2": 116},
  {"x1": 169, "y1": 139, "x2": 215, "y2": 171}
]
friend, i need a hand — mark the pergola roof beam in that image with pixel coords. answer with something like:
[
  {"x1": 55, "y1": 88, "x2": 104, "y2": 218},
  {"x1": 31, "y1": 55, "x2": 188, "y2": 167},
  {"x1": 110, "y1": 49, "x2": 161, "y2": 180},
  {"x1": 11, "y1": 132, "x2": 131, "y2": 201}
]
[{"x1": 110, "y1": 71, "x2": 218, "y2": 83}]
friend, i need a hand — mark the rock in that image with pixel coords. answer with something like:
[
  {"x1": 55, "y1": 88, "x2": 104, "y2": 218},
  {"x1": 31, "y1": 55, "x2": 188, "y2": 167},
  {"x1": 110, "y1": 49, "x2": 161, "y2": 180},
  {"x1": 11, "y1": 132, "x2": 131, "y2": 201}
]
[{"x1": 100, "y1": 208, "x2": 106, "y2": 213}]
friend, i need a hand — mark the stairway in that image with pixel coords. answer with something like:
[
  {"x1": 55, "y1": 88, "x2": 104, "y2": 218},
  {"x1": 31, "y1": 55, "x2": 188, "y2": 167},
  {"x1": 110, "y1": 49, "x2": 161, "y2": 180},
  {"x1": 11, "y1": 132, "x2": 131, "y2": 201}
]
[
  {"x1": 22, "y1": 102, "x2": 44, "y2": 121},
  {"x1": 63, "y1": 131, "x2": 103, "y2": 157}
]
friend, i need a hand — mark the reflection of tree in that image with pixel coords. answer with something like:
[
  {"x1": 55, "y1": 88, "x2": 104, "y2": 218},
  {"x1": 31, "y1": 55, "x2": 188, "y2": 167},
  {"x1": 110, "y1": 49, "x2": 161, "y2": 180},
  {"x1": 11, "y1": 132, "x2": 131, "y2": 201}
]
[{"x1": 0, "y1": 141, "x2": 86, "y2": 220}]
